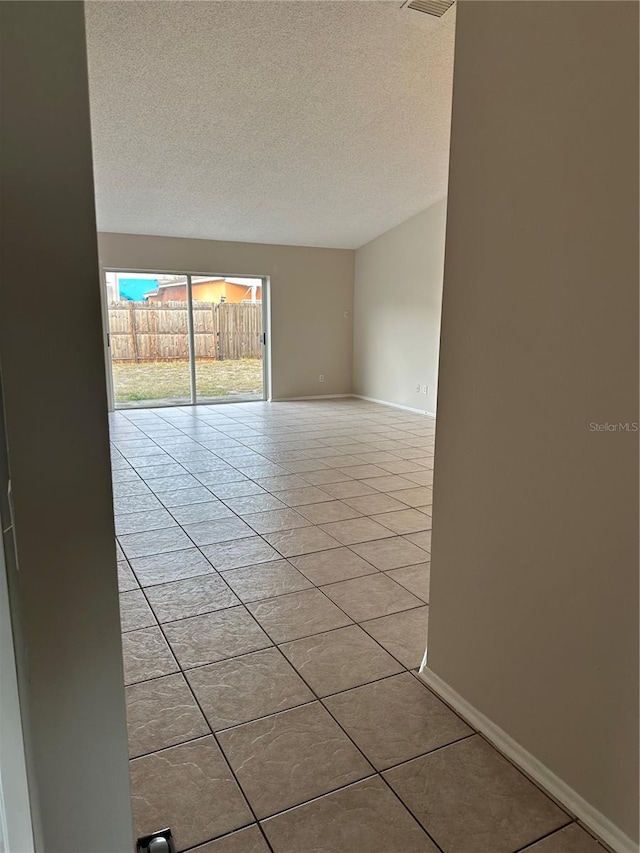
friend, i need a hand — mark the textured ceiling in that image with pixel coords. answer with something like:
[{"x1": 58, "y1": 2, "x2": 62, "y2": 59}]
[{"x1": 85, "y1": 1, "x2": 455, "y2": 249}]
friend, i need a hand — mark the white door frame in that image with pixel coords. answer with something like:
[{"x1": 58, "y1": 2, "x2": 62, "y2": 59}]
[
  {"x1": 99, "y1": 268, "x2": 116, "y2": 412},
  {"x1": 261, "y1": 275, "x2": 272, "y2": 402}
]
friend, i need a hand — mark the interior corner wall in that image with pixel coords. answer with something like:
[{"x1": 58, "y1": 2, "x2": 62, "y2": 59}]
[
  {"x1": 0, "y1": 3, "x2": 133, "y2": 851},
  {"x1": 352, "y1": 199, "x2": 447, "y2": 413},
  {"x1": 97, "y1": 233, "x2": 355, "y2": 400},
  {"x1": 428, "y1": 0, "x2": 639, "y2": 844}
]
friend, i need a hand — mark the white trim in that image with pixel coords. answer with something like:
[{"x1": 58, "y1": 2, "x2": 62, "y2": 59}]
[
  {"x1": 102, "y1": 266, "x2": 265, "y2": 281},
  {"x1": 352, "y1": 393, "x2": 436, "y2": 417},
  {"x1": 99, "y1": 270, "x2": 115, "y2": 412},
  {"x1": 271, "y1": 394, "x2": 352, "y2": 402},
  {"x1": 418, "y1": 666, "x2": 639, "y2": 853},
  {"x1": 262, "y1": 276, "x2": 272, "y2": 402},
  {"x1": 185, "y1": 274, "x2": 197, "y2": 404}
]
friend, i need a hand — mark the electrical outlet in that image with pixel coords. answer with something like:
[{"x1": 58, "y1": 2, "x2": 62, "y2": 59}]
[
  {"x1": 422, "y1": 385, "x2": 428, "y2": 395},
  {"x1": 319, "y1": 374, "x2": 325, "y2": 383},
  {"x1": 416, "y1": 384, "x2": 421, "y2": 393}
]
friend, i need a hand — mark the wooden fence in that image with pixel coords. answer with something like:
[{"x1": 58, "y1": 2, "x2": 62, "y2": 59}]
[{"x1": 108, "y1": 301, "x2": 263, "y2": 362}]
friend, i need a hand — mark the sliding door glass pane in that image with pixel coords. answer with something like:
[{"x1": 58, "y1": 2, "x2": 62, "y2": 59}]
[
  {"x1": 106, "y1": 271, "x2": 192, "y2": 408},
  {"x1": 192, "y1": 275, "x2": 264, "y2": 403}
]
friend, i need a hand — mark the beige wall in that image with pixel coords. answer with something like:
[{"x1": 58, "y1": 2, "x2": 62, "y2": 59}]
[
  {"x1": 0, "y1": 2, "x2": 133, "y2": 851},
  {"x1": 98, "y1": 233, "x2": 354, "y2": 400},
  {"x1": 353, "y1": 200, "x2": 447, "y2": 413},
  {"x1": 427, "y1": 0, "x2": 638, "y2": 845}
]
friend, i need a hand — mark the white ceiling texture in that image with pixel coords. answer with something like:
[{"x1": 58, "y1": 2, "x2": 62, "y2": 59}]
[{"x1": 85, "y1": 1, "x2": 455, "y2": 249}]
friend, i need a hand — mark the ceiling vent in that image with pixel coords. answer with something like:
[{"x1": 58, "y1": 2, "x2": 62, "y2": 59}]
[{"x1": 402, "y1": 0, "x2": 455, "y2": 18}]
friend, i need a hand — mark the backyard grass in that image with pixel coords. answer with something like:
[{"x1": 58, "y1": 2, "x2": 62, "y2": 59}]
[{"x1": 113, "y1": 358, "x2": 262, "y2": 404}]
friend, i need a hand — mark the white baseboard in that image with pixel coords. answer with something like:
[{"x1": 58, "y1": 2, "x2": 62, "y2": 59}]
[
  {"x1": 418, "y1": 666, "x2": 638, "y2": 853},
  {"x1": 271, "y1": 393, "x2": 352, "y2": 402},
  {"x1": 268, "y1": 392, "x2": 437, "y2": 417},
  {"x1": 351, "y1": 393, "x2": 436, "y2": 418}
]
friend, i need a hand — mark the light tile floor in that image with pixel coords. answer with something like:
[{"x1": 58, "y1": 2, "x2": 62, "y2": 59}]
[{"x1": 111, "y1": 399, "x2": 605, "y2": 853}]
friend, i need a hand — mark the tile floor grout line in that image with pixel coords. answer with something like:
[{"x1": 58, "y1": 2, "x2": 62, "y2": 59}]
[
  {"x1": 158, "y1": 556, "x2": 439, "y2": 847},
  {"x1": 128, "y1": 508, "x2": 362, "y2": 852},
  {"x1": 134, "y1": 580, "x2": 278, "y2": 853},
  {"x1": 241, "y1": 565, "x2": 450, "y2": 848},
  {"x1": 115, "y1": 423, "x2": 220, "y2": 549},
  {"x1": 125, "y1": 533, "x2": 427, "y2": 612},
  {"x1": 374, "y1": 770, "x2": 448, "y2": 853},
  {"x1": 123, "y1": 530, "x2": 428, "y2": 613},
  {"x1": 252, "y1": 771, "x2": 413, "y2": 831},
  {"x1": 377, "y1": 730, "x2": 478, "y2": 773},
  {"x1": 118, "y1": 418, "x2": 376, "y2": 566},
  {"x1": 406, "y1": 656, "x2": 581, "y2": 827},
  {"x1": 117, "y1": 418, "x2": 432, "y2": 480},
  {"x1": 177, "y1": 824, "x2": 269, "y2": 853},
  {"x1": 511, "y1": 819, "x2": 582, "y2": 852},
  {"x1": 117, "y1": 468, "x2": 431, "y2": 509},
  {"x1": 115, "y1": 401, "x2": 442, "y2": 849},
  {"x1": 400, "y1": 670, "x2": 595, "y2": 827},
  {"x1": 123, "y1": 517, "x2": 429, "y2": 676},
  {"x1": 123, "y1": 606, "x2": 419, "y2": 693},
  {"x1": 223, "y1": 595, "x2": 445, "y2": 849},
  {"x1": 570, "y1": 820, "x2": 619, "y2": 853},
  {"x1": 474, "y1": 729, "x2": 577, "y2": 820}
]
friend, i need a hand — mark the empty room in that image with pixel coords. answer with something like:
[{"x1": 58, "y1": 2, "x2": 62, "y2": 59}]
[{"x1": 0, "y1": 3, "x2": 638, "y2": 853}]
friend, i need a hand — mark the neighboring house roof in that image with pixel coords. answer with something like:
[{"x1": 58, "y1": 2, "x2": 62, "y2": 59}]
[
  {"x1": 143, "y1": 279, "x2": 260, "y2": 300},
  {"x1": 142, "y1": 277, "x2": 190, "y2": 299}
]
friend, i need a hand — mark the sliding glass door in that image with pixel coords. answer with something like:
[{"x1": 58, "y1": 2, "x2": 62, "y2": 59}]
[
  {"x1": 191, "y1": 275, "x2": 265, "y2": 404},
  {"x1": 103, "y1": 270, "x2": 267, "y2": 409}
]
